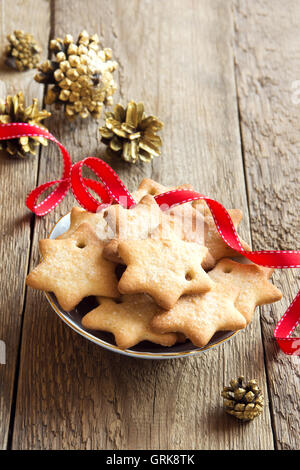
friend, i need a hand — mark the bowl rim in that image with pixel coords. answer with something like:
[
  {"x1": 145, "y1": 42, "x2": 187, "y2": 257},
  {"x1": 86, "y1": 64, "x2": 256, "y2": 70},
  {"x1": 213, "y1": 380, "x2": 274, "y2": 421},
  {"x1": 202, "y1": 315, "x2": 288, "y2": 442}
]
[{"x1": 46, "y1": 211, "x2": 239, "y2": 359}]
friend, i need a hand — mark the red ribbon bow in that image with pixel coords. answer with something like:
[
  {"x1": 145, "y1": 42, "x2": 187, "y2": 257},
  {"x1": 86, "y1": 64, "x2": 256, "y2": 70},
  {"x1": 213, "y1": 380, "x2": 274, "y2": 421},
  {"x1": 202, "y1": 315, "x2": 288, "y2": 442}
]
[{"x1": 1, "y1": 122, "x2": 299, "y2": 355}]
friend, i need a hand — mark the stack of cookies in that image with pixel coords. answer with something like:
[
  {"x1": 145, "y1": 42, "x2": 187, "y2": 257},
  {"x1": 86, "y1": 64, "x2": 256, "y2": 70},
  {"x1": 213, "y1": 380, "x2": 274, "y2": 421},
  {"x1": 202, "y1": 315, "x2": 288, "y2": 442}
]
[{"x1": 26, "y1": 178, "x2": 283, "y2": 350}]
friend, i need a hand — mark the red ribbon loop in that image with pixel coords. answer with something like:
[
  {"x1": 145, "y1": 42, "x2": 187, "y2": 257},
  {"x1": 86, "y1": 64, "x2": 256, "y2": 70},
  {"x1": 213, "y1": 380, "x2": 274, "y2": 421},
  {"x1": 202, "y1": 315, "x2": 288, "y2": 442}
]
[
  {"x1": 71, "y1": 157, "x2": 136, "y2": 212},
  {"x1": 0, "y1": 123, "x2": 299, "y2": 355}
]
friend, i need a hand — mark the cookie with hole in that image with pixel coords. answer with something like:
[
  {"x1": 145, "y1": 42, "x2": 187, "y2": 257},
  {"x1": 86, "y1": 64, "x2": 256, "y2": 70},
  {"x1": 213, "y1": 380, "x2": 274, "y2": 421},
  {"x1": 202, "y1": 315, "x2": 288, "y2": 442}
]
[
  {"x1": 26, "y1": 223, "x2": 119, "y2": 311},
  {"x1": 57, "y1": 206, "x2": 113, "y2": 242},
  {"x1": 151, "y1": 259, "x2": 282, "y2": 347},
  {"x1": 117, "y1": 227, "x2": 214, "y2": 310}
]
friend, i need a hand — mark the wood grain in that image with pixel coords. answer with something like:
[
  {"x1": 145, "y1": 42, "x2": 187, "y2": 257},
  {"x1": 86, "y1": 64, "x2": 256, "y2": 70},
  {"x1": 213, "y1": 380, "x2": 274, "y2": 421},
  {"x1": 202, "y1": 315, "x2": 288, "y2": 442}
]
[
  {"x1": 233, "y1": 0, "x2": 300, "y2": 450},
  {"x1": 0, "y1": 0, "x2": 50, "y2": 449},
  {"x1": 10, "y1": 0, "x2": 275, "y2": 450}
]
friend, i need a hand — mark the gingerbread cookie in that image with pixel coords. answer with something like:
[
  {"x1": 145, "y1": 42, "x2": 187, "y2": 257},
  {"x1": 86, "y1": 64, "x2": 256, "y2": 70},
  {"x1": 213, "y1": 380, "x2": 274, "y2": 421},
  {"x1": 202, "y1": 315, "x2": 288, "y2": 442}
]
[
  {"x1": 26, "y1": 223, "x2": 119, "y2": 311},
  {"x1": 158, "y1": 204, "x2": 212, "y2": 266},
  {"x1": 58, "y1": 206, "x2": 113, "y2": 241},
  {"x1": 117, "y1": 227, "x2": 213, "y2": 309},
  {"x1": 134, "y1": 178, "x2": 207, "y2": 245},
  {"x1": 152, "y1": 285, "x2": 245, "y2": 348},
  {"x1": 104, "y1": 190, "x2": 212, "y2": 268},
  {"x1": 151, "y1": 259, "x2": 282, "y2": 346},
  {"x1": 82, "y1": 294, "x2": 178, "y2": 349},
  {"x1": 103, "y1": 194, "x2": 163, "y2": 263},
  {"x1": 208, "y1": 259, "x2": 282, "y2": 324}
]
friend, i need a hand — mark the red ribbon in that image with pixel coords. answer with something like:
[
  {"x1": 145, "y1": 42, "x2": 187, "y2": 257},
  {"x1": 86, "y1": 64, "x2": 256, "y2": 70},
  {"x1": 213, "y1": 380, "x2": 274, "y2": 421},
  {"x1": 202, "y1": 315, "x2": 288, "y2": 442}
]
[{"x1": 1, "y1": 122, "x2": 299, "y2": 355}]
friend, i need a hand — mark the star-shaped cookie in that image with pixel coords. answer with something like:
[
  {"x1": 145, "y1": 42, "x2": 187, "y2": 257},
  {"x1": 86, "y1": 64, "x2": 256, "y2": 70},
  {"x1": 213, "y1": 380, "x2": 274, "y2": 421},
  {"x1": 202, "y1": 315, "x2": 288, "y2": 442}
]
[
  {"x1": 208, "y1": 259, "x2": 282, "y2": 323},
  {"x1": 134, "y1": 178, "x2": 207, "y2": 244},
  {"x1": 193, "y1": 202, "x2": 251, "y2": 266},
  {"x1": 136, "y1": 180, "x2": 249, "y2": 269},
  {"x1": 81, "y1": 294, "x2": 178, "y2": 349},
  {"x1": 105, "y1": 194, "x2": 162, "y2": 240},
  {"x1": 151, "y1": 284, "x2": 246, "y2": 348},
  {"x1": 58, "y1": 206, "x2": 113, "y2": 241},
  {"x1": 26, "y1": 223, "x2": 119, "y2": 311},
  {"x1": 151, "y1": 259, "x2": 282, "y2": 347},
  {"x1": 103, "y1": 194, "x2": 163, "y2": 263},
  {"x1": 158, "y1": 204, "x2": 215, "y2": 268},
  {"x1": 117, "y1": 228, "x2": 213, "y2": 309},
  {"x1": 58, "y1": 182, "x2": 160, "y2": 243},
  {"x1": 104, "y1": 189, "x2": 213, "y2": 269}
]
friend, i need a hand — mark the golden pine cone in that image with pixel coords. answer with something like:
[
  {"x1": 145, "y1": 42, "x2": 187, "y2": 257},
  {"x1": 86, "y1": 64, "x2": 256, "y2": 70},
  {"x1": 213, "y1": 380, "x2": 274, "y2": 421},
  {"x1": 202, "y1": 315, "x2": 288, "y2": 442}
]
[
  {"x1": 221, "y1": 376, "x2": 264, "y2": 421},
  {"x1": 99, "y1": 101, "x2": 163, "y2": 164},
  {"x1": 0, "y1": 92, "x2": 51, "y2": 158},
  {"x1": 34, "y1": 30, "x2": 117, "y2": 121},
  {"x1": 5, "y1": 30, "x2": 41, "y2": 71}
]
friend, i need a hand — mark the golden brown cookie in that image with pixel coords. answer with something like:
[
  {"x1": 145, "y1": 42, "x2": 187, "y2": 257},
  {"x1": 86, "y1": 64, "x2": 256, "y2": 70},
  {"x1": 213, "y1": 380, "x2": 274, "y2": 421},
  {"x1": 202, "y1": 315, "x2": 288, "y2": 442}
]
[
  {"x1": 117, "y1": 228, "x2": 213, "y2": 309},
  {"x1": 157, "y1": 204, "x2": 215, "y2": 269},
  {"x1": 104, "y1": 189, "x2": 213, "y2": 269},
  {"x1": 123, "y1": 180, "x2": 248, "y2": 271},
  {"x1": 26, "y1": 223, "x2": 119, "y2": 311},
  {"x1": 58, "y1": 206, "x2": 112, "y2": 241},
  {"x1": 151, "y1": 259, "x2": 282, "y2": 347},
  {"x1": 151, "y1": 285, "x2": 245, "y2": 348},
  {"x1": 105, "y1": 194, "x2": 162, "y2": 240},
  {"x1": 103, "y1": 194, "x2": 163, "y2": 263},
  {"x1": 208, "y1": 259, "x2": 282, "y2": 324},
  {"x1": 81, "y1": 294, "x2": 178, "y2": 349}
]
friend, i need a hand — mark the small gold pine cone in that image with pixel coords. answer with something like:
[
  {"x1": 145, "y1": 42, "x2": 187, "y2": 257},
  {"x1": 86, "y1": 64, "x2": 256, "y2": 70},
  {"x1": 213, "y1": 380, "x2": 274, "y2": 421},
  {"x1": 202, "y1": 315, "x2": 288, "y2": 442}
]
[
  {"x1": 34, "y1": 30, "x2": 117, "y2": 121},
  {"x1": 5, "y1": 30, "x2": 41, "y2": 71},
  {"x1": 0, "y1": 92, "x2": 51, "y2": 158},
  {"x1": 99, "y1": 101, "x2": 163, "y2": 164},
  {"x1": 221, "y1": 376, "x2": 264, "y2": 421}
]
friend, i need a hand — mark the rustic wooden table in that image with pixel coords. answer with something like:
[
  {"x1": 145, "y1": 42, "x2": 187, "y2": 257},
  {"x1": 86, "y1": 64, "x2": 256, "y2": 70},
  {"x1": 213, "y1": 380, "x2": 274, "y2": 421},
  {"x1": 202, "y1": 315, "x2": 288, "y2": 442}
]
[{"x1": 0, "y1": 0, "x2": 299, "y2": 451}]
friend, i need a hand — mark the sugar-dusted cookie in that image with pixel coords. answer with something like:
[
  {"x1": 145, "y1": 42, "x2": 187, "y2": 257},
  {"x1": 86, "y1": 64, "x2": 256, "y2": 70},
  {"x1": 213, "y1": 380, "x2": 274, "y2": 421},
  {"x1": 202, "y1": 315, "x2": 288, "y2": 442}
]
[
  {"x1": 105, "y1": 194, "x2": 162, "y2": 241},
  {"x1": 208, "y1": 259, "x2": 282, "y2": 324},
  {"x1": 81, "y1": 294, "x2": 178, "y2": 349},
  {"x1": 103, "y1": 194, "x2": 163, "y2": 263},
  {"x1": 134, "y1": 180, "x2": 249, "y2": 269},
  {"x1": 58, "y1": 206, "x2": 113, "y2": 241},
  {"x1": 151, "y1": 259, "x2": 282, "y2": 347},
  {"x1": 26, "y1": 223, "x2": 119, "y2": 311},
  {"x1": 151, "y1": 285, "x2": 246, "y2": 348},
  {"x1": 104, "y1": 188, "x2": 214, "y2": 268},
  {"x1": 158, "y1": 204, "x2": 215, "y2": 268},
  {"x1": 117, "y1": 228, "x2": 213, "y2": 309}
]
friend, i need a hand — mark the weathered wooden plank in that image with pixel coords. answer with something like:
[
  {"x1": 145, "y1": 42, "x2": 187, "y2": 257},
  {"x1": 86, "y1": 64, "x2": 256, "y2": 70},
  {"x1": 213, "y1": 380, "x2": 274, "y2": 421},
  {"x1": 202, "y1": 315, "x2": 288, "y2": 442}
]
[
  {"x1": 233, "y1": 0, "x2": 300, "y2": 450},
  {"x1": 12, "y1": 0, "x2": 273, "y2": 449},
  {"x1": 0, "y1": 0, "x2": 50, "y2": 449}
]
